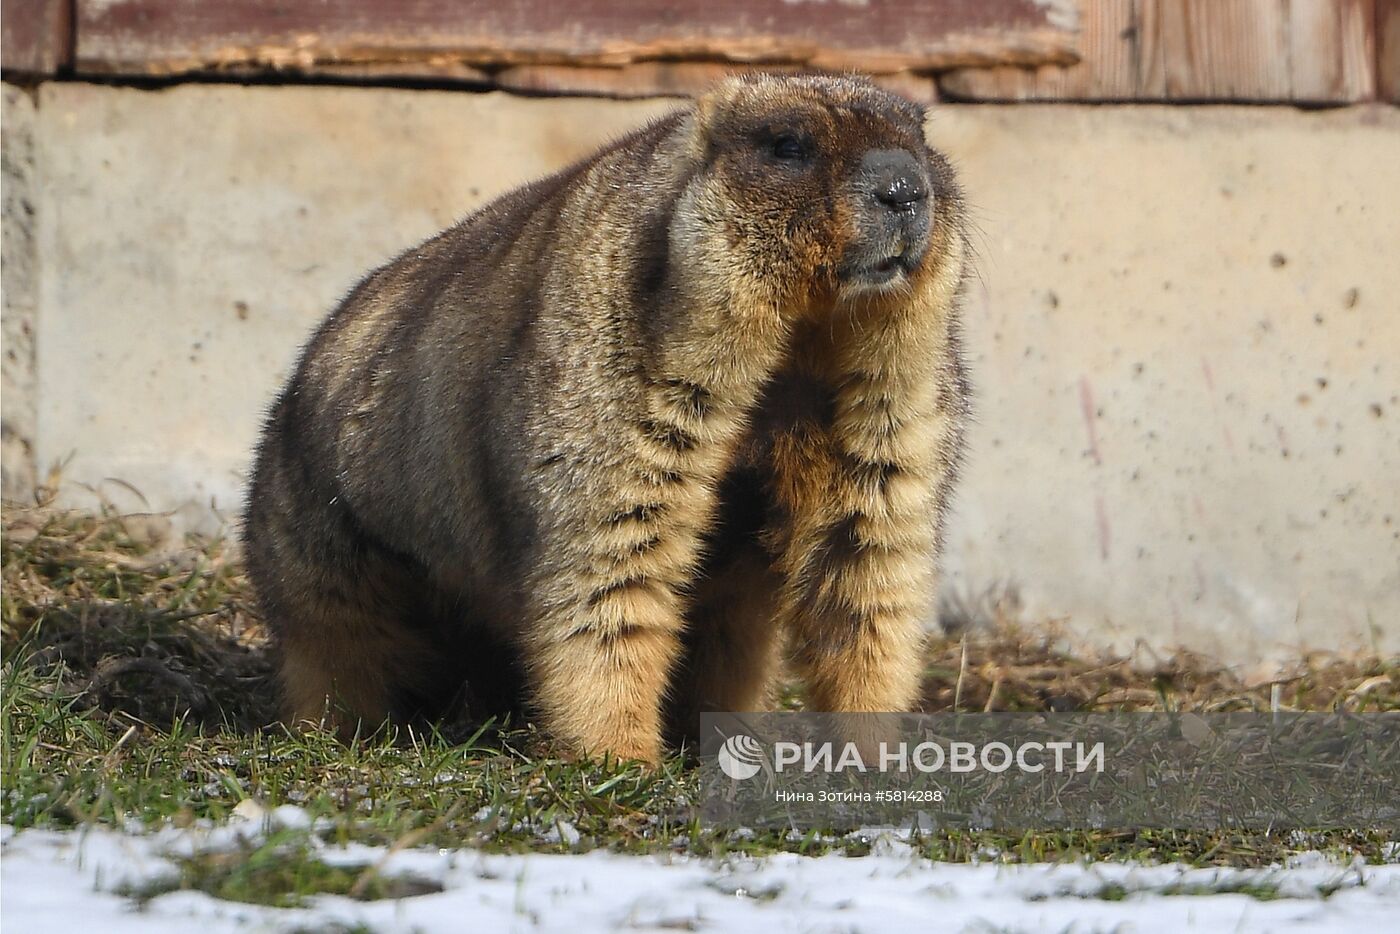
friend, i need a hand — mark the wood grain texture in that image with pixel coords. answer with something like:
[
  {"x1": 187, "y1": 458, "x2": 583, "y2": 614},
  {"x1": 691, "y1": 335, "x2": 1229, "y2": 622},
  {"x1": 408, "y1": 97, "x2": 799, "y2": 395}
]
[
  {"x1": 941, "y1": 0, "x2": 1138, "y2": 99},
  {"x1": 1148, "y1": 0, "x2": 1290, "y2": 99},
  {"x1": 1288, "y1": 0, "x2": 1376, "y2": 100},
  {"x1": 941, "y1": 0, "x2": 1379, "y2": 102},
  {"x1": 1381, "y1": 0, "x2": 1400, "y2": 101},
  {"x1": 73, "y1": 0, "x2": 1078, "y2": 77},
  {"x1": 1, "y1": 0, "x2": 73, "y2": 75},
  {"x1": 493, "y1": 62, "x2": 939, "y2": 103}
]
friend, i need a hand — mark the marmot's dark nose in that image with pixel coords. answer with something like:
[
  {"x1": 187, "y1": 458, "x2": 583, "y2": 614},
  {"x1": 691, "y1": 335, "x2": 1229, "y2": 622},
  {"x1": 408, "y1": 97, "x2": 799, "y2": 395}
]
[{"x1": 862, "y1": 149, "x2": 927, "y2": 212}]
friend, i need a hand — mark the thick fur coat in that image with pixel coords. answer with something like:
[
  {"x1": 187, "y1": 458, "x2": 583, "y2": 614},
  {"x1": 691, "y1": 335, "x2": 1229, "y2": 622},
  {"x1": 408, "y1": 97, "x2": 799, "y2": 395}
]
[{"x1": 243, "y1": 74, "x2": 971, "y2": 763}]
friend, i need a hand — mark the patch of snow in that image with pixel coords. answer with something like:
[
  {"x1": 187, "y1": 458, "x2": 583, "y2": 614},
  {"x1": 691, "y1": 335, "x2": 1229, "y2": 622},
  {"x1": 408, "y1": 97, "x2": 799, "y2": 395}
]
[
  {"x1": 541, "y1": 819, "x2": 581, "y2": 847},
  {"x1": 4, "y1": 823, "x2": 1400, "y2": 933},
  {"x1": 267, "y1": 805, "x2": 312, "y2": 832}
]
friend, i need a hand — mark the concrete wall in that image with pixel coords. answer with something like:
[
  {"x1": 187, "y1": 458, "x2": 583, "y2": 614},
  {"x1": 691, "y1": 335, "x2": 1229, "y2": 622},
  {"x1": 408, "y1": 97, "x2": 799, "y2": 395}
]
[
  {"x1": 2, "y1": 85, "x2": 38, "y2": 498},
  {"x1": 3, "y1": 82, "x2": 1397, "y2": 667}
]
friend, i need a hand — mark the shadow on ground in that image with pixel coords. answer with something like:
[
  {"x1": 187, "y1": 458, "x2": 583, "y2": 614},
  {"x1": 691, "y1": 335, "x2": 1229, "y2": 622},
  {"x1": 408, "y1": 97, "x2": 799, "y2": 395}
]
[{"x1": 3, "y1": 505, "x2": 1396, "y2": 738}]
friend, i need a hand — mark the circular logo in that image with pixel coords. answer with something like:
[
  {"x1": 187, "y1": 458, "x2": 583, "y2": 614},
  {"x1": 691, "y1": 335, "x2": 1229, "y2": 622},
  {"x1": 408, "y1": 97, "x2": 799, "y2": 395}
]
[{"x1": 717, "y1": 734, "x2": 764, "y2": 781}]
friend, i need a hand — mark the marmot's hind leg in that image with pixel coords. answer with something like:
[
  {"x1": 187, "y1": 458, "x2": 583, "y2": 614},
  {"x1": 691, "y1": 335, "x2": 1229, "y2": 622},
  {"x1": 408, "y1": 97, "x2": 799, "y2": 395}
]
[
  {"x1": 275, "y1": 574, "x2": 529, "y2": 740},
  {"x1": 246, "y1": 464, "x2": 446, "y2": 740},
  {"x1": 270, "y1": 563, "x2": 444, "y2": 740}
]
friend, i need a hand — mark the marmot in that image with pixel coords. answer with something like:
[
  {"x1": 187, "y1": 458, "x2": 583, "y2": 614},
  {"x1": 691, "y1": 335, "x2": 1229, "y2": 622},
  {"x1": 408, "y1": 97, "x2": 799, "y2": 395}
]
[{"x1": 243, "y1": 74, "x2": 970, "y2": 763}]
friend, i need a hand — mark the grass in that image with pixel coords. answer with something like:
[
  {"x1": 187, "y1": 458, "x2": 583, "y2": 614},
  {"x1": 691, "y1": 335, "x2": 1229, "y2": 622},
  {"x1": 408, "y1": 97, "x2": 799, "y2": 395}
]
[
  {"x1": 1078, "y1": 879, "x2": 1288, "y2": 903},
  {"x1": 3, "y1": 502, "x2": 1398, "y2": 910},
  {"x1": 120, "y1": 827, "x2": 444, "y2": 907}
]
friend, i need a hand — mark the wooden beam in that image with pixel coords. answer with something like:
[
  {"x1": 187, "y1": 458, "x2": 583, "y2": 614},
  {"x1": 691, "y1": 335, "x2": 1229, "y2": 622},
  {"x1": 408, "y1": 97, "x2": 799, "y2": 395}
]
[
  {"x1": 72, "y1": 0, "x2": 1078, "y2": 78},
  {"x1": 941, "y1": 0, "x2": 1378, "y2": 103},
  {"x1": 1, "y1": 0, "x2": 73, "y2": 76},
  {"x1": 493, "y1": 62, "x2": 939, "y2": 103}
]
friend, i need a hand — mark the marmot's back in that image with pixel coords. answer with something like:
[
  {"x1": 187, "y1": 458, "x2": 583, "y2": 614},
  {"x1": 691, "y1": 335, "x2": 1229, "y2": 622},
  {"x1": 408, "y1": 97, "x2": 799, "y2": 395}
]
[
  {"x1": 243, "y1": 74, "x2": 970, "y2": 762},
  {"x1": 255, "y1": 114, "x2": 691, "y2": 586}
]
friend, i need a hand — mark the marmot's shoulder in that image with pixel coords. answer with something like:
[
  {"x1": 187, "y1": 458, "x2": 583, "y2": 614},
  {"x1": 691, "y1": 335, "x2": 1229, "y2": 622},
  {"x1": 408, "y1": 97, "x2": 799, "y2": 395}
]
[{"x1": 455, "y1": 110, "x2": 694, "y2": 244}]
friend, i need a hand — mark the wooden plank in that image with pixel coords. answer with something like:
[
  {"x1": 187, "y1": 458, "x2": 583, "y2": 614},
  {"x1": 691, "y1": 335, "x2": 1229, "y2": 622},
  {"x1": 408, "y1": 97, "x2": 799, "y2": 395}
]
[
  {"x1": 1381, "y1": 0, "x2": 1400, "y2": 101},
  {"x1": 1, "y1": 0, "x2": 73, "y2": 75},
  {"x1": 73, "y1": 0, "x2": 1079, "y2": 78},
  {"x1": 940, "y1": 0, "x2": 1378, "y2": 102},
  {"x1": 1146, "y1": 0, "x2": 1292, "y2": 99},
  {"x1": 214, "y1": 60, "x2": 494, "y2": 87},
  {"x1": 493, "y1": 62, "x2": 939, "y2": 103},
  {"x1": 941, "y1": 0, "x2": 1137, "y2": 100},
  {"x1": 1288, "y1": 0, "x2": 1375, "y2": 101},
  {"x1": 495, "y1": 62, "x2": 737, "y2": 99}
]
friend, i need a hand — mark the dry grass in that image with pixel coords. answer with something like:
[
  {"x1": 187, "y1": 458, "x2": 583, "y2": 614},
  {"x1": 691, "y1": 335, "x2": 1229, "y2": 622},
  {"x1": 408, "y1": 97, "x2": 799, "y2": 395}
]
[
  {"x1": 3, "y1": 503, "x2": 1397, "y2": 870},
  {"x1": 921, "y1": 622, "x2": 1399, "y2": 716},
  {"x1": 2, "y1": 505, "x2": 275, "y2": 730},
  {"x1": 3, "y1": 503, "x2": 1395, "y2": 734}
]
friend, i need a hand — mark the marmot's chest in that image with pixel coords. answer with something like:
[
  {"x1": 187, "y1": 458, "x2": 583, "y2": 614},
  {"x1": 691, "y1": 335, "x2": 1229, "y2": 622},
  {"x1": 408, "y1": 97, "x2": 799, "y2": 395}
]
[{"x1": 730, "y1": 367, "x2": 836, "y2": 474}]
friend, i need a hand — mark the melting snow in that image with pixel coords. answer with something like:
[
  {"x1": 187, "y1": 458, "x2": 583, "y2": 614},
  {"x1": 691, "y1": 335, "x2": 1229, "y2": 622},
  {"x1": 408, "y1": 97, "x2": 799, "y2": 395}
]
[{"x1": 3, "y1": 816, "x2": 1399, "y2": 932}]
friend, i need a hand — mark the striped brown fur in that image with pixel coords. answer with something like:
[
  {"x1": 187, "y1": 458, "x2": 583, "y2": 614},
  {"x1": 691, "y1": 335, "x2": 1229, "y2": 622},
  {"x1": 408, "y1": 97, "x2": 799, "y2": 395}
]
[{"x1": 243, "y1": 74, "x2": 970, "y2": 763}]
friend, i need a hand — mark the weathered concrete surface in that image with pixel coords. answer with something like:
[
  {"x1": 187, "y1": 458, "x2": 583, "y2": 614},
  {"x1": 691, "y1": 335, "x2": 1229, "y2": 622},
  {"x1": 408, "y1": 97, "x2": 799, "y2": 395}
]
[
  {"x1": 18, "y1": 83, "x2": 1400, "y2": 665},
  {"x1": 2, "y1": 84, "x2": 38, "y2": 501},
  {"x1": 929, "y1": 104, "x2": 1400, "y2": 668},
  {"x1": 29, "y1": 83, "x2": 673, "y2": 532}
]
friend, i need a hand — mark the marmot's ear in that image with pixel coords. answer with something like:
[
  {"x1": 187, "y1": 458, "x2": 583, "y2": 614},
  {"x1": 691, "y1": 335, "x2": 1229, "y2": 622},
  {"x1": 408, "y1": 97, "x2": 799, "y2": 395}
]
[
  {"x1": 675, "y1": 111, "x2": 709, "y2": 166},
  {"x1": 687, "y1": 84, "x2": 737, "y2": 165},
  {"x1": 692, "y1": 91, "x2": 719, "y2": 136},
  {"x1": 693, "y1": 82, "x2": 731, "y2": 132},
  {"x1": 694, "y1": 73, "x2": 756, "y2": 122}
]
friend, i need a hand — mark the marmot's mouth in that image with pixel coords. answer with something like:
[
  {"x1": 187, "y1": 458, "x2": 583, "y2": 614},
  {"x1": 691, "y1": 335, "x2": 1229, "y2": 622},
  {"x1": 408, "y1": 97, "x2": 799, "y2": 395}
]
[
  {"x1": 835, "y1": 258, "x2": 910, "y2": 301},
  {"x1": 837, "y1": 243, "x2": 926, "y2": 297},
  {"x1": 850, "y1": 254, "x2": 912, "y2": 286}
]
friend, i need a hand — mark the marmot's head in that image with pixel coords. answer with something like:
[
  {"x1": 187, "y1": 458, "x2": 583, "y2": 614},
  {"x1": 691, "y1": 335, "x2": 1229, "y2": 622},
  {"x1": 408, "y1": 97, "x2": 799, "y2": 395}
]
[{"x1": 681, "y1": 73, "x2": 962, "y2": 311}]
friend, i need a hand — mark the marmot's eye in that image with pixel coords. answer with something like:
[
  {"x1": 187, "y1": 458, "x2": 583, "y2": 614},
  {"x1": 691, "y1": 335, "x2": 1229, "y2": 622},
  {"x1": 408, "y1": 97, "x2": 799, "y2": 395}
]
[{"x1": 770, "y1": 134, "x2": 809, "y2": 162}]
